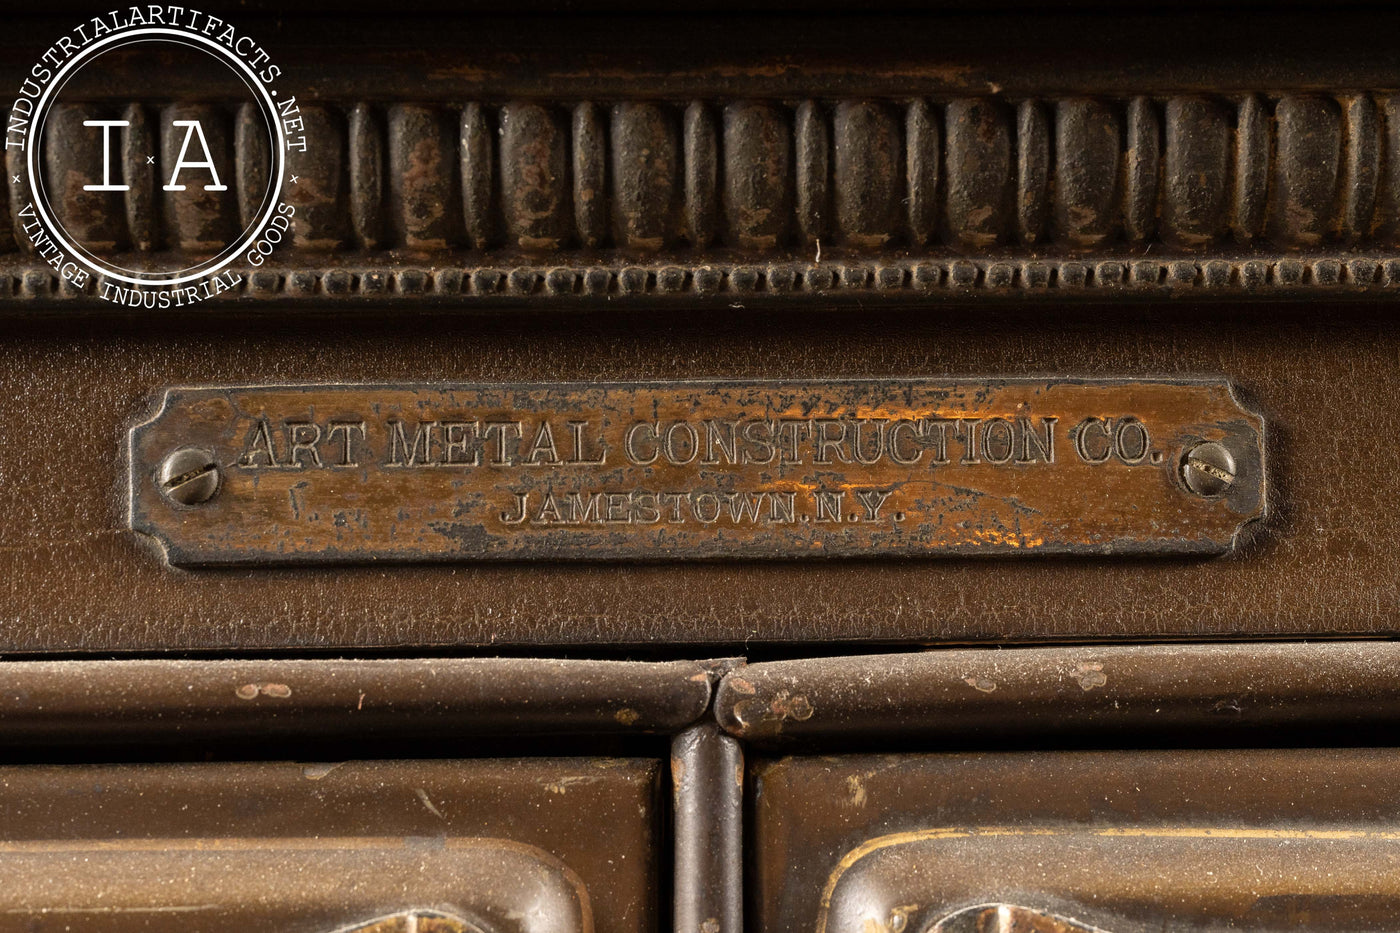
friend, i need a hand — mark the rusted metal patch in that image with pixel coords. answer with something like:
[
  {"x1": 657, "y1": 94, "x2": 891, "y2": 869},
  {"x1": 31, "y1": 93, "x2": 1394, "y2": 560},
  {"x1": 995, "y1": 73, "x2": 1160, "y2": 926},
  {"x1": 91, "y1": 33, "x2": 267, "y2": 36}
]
[{"x1": 127, "y1": 379, "x2": 1264, "y2": 565}]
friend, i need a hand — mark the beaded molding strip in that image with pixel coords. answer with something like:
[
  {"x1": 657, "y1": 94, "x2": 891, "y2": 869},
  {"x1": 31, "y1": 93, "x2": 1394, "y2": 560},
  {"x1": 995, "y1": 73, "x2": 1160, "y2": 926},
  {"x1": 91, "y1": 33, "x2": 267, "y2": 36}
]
[{"x1": 9, "y1": 254, "x2": 1400, "y2": 304}]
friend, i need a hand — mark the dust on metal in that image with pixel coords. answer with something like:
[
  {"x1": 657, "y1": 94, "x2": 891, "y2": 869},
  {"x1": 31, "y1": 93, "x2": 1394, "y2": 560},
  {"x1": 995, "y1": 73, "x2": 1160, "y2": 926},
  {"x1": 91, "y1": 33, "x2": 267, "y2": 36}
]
[{"x1": 127, "y1": 379, "x2": 1266, "y2": 566}]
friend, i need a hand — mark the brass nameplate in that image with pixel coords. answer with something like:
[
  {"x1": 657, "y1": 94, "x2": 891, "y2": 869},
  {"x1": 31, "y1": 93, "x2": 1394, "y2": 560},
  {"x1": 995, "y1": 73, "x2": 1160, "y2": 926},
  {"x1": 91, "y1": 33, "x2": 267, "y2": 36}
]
[{"x1": 128, "y1": 380, "x2": 1264, "y2": 565}]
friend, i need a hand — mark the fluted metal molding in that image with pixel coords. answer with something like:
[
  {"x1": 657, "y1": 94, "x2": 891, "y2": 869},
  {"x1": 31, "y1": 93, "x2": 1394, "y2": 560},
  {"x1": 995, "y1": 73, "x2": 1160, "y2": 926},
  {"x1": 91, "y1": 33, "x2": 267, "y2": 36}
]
[{"x1": 12, "y1": 92, "x2": 1400, "y2": 303}]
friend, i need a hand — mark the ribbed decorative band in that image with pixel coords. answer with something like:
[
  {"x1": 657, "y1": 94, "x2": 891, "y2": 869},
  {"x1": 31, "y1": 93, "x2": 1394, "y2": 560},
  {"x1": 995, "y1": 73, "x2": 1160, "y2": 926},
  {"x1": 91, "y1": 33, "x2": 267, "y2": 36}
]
[{"x1": 9, "y1": 93, "x2": 1400, "y2": 258}]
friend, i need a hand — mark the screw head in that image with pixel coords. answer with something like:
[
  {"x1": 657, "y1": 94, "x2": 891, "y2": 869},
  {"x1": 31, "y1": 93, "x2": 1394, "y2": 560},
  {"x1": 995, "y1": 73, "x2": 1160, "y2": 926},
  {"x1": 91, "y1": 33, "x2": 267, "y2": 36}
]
[
  {"x1": 158, "y1": 447, "x2": 221, "y2": 506},
  {"x1": 1181, "y1": 441, "x2": 1236, "y2": 497}
]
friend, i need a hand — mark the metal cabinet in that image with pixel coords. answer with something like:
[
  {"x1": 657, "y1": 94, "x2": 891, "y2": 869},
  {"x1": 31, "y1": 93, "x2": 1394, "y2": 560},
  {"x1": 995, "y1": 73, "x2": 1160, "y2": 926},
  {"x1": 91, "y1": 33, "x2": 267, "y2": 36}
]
[{"x1": 0, "y1": 2, "x2": 1395, "y2": 931}]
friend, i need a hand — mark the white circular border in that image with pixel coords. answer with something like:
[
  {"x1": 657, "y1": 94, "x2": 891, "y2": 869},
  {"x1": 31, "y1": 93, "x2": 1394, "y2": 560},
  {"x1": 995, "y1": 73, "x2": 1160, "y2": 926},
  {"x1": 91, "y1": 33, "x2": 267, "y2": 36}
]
[
  {"x1": 26, "y1": 25, "x2": 287, "y2": 287},
  {"x1": 34, "y1": 35, "x2": 275, "y2": 280}
]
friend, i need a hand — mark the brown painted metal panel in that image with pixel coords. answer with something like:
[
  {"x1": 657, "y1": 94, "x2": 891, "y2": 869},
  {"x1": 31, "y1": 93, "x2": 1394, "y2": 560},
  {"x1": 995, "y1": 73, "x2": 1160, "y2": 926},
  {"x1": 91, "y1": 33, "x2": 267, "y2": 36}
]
[
  {"x1": 0, "y1": 307, "x2": 1391, "y2": 650},
  {"x1": 0, "y1": 758, "x2": 659, "y2": 933},
  {"x1": 752, "y1": 750, "x2": 1400, "y2": 933}
]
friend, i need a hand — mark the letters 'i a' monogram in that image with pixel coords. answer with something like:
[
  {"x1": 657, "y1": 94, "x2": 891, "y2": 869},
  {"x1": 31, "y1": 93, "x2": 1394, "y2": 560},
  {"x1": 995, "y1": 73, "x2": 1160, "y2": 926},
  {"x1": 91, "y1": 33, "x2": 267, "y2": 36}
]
[{"x1": 80, "y1": 119, "x2": 228, "y2": 193}]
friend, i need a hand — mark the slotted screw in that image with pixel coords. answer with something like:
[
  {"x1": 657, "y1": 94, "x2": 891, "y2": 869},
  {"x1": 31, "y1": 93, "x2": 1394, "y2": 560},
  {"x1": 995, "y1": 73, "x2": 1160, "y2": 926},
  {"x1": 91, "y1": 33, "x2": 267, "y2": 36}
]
[
  {"x1": 1181, "y1": 441, "x2": 1235, "y2": 497},
  {"x1": 158, "y1": 447, "x2": 221, "y2": 505}
]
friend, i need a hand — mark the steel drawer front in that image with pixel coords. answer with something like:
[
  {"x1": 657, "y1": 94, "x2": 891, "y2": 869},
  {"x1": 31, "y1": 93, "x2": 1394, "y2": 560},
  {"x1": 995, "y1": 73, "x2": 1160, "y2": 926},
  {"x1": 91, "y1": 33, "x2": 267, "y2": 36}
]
[
  {"x1": 0, "y1": 759, "x2": 661, "y2": 933},
  {"x1": 752, "y1": 750, "x2": 1400, "y2": 933}
]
